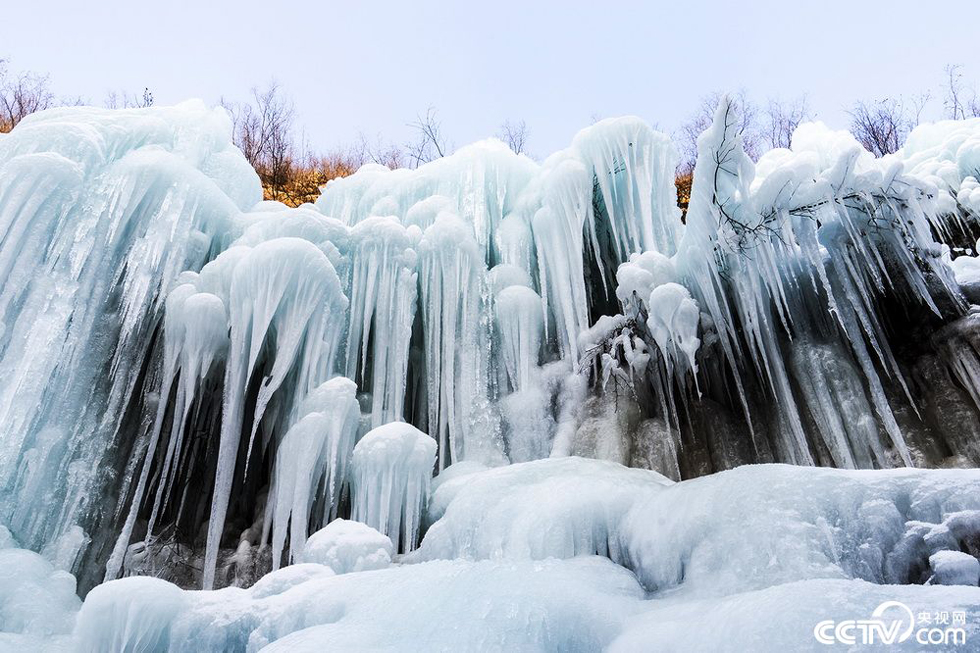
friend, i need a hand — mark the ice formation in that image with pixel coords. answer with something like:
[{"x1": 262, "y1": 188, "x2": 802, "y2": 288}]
[
  {"x1": 300, "y1": 519, "x2": 393, "y2": 574},
  {"x1": 2, "y1": 98, "x2": 980, "y2": 649},
  {"x1": 9, "y1": 460, "x2": 978, "y2": 651},
  {"x1": 349, "y1": 422, "x2": 436, "y2": 551}
]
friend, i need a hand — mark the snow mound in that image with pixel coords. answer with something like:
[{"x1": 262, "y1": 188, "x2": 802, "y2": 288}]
[
  {"x1": 0, "y1": 532, "x2": 80, "y2": 639},
  {"x1": 301, "y1": 519, "x2": 393, "y2": 574},
  {"x1": 412, "y1": 458, "x2": 980, "y2": 601},
  {"x1": 411, "y1": 457, "x2": 671, "y2": 562},
  {"x1": 74, "y1": 557, "x2": 643, "y2": 652},
  {"x1": 619, "y1": 464, "x2": 980, "y2": 596},
  {"x1": 60, "y1": 461, "x2": 980, "y2": 651}
]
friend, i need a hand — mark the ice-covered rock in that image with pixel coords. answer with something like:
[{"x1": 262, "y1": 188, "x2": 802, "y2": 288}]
[
  {"x1": 929, "y1": 550, "x2": 980, "y2": 586},
  {"x1": 301, "y1": 519, "x2": 393, "y2": 574},
  {"x1": 619, "y1": 464, "x2": 980, "y2": 595}
]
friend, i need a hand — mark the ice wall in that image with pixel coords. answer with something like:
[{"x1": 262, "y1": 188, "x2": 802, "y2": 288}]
[
  {"x1": 2, "y1": 100, "x2": 980, "y2": 594},
  {"x1": 0, "y1": 102, "x2": 260, "y2": 589}
]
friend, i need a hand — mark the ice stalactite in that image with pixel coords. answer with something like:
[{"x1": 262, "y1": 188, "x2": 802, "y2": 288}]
[
  {"x1": 349, "y1": 422, "x2": 437, "y2": 552},
  {"x1": 344, "y1": 217, "x2": 419, "y2": 428},
  {"x1": 203, "y1": 237, "x2": 349, "y2": 588},
  {"x1": 494, "y1": 284, "x2": 543, "y2": 394},
  {"x1": 571, "y1": 117, "x2": 682, "y2": 259},
  {"x1": 493, "y1": 278, "x2": 550, "y2": 462},
  {"x1": 530, "y1": 159, "x2": 593, "y2": 362},
  {"x1": 104, "y1": 286, "x2": 229, "y2": 582},
  {"x1": 264, "y1": 377, "x2": 360, "y2": 570},
  {"x1": 417, "y1": 211, "x2": 500, "y2": 469}
]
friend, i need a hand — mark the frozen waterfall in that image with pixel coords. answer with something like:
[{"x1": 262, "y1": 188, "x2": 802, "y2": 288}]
[{"x1": 1, "y1": 99, "x2": 980, "y2": 601}]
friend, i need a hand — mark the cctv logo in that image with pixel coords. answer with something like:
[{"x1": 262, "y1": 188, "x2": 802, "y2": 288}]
[{"x1": 814, "y1": 600, "x2": 968, "y2": 646}]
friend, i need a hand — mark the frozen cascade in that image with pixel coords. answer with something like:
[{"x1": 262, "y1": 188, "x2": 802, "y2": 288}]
[
  {"x1": 344, "y1": 217, "x2": 418, "y2": 427},
  {"x1": 0, "y1": 102, "x2": 258, "y2": 590},
  {"x1": 349, "y1": 422, "x2": 437, "y2": 552},
  {"x1": 417, "y1": 211, "x2": 501, "y2": 468},
  {"x1": 264, "y1": 377, "x2": 360, "y2": 570},
  {"x1": 2, "y1": 100, "x2": 980, "y2": 604}
]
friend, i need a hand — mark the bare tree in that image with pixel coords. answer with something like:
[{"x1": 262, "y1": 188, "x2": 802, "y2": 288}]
[
  {"x1": 222, "y1": 82, "x2": 296, "y2": 199},
  {"x1": 763, "y1": 96, "x2": 811, "y2": 150},
  {"x1": 406, "y1": 106, "x2": 450, "y2": 167},
  {"x1": 497, "y1": 119, "x2": 528, "y2": 155},
  {"x1": 352, "y1": 132, "x2": 404, "y2": 169},
  {"x1": 847, "y1": 96, "x2": 927, "y2": 156},
  {"x1": 0, "y1": 60, "x2": 55, "y2": 132},
  {"x1": 104, "y1": 87, "x2": 154, "y2": 109},
  {"x1": 676, "y1": 91, "x2": 760, "y2": 174},
  {"x1": 943, "y1": 64, "x2": 980, "y2": 119}
]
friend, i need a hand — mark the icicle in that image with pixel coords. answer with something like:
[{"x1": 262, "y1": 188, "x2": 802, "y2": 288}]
[
  {"x1": 571, "y1": 116, "x2": 682, "y2": 259},
  {"x1": 344, "y1": 217, "x2": 419, "y2": 428},
  {"x1": 417, "y1": 211, "x2": 498, "y2": 469},
  {"x1": 349, "y1": 422, "x2": 436, "y2": 552},
  {"x1": 531, "y1": 159, "x2": 592, "y2": 361},
  {"x1": 494, "y1": 285, "x2": 544, "y2": 393},
  {"x1": 203, "y1": 237, "x2": 347, "y2": 589},
  {"x1": 265, "y1": 377, "x2": 359, "y2": 570}
]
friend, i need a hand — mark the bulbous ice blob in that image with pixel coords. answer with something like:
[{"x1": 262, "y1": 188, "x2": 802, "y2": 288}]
[
  {"x1": 349, "y1": 422, "x2": 437, "y2": 552},
  {"x1": 301, "y1": 519, "x2": 394, "y2": 574},
  {"x1": 645, "y1": 282, "x2": 700, "y2": 374}
]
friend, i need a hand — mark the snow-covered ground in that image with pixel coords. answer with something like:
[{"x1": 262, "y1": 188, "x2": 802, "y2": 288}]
[{"x1": 3, "y1": 460, "x2": 979, "y2": 651}]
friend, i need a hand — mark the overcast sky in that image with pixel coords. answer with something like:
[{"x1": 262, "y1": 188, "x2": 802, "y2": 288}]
[{"x1": 4, "y1": 0, "x2": 979, "y2": 157}]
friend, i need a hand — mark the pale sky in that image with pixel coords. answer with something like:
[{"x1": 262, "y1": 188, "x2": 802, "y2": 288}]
[{"x1": 3, "y1": 0, "x2": 979, "y2": 157}]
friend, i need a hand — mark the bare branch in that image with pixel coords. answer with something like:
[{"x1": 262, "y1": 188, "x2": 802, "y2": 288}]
[
  {"x1": 406, "y1": 106, "x2": 450, "y2": 167},
  {"x1": 222, "y1": 82, "x2": 296, "y2": 200},
  {"x1": 847, "y1": 97, "x2": 922, "y2": 156},
  {"x1": 764, "y1": 96, "x2": 811, "y2": 150},
  {"x1": 0, "y1": 62, "x2": 55, "y2": 132},
  {"x1": 104, "y1": 87, "x2": 154, "y2": 109},
  {"x1": 676, "y1": 90, "x2": 760, "y2": 174},
  {"x1": 497, "y1": 119, "x2": 528, "y2": 155}
]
